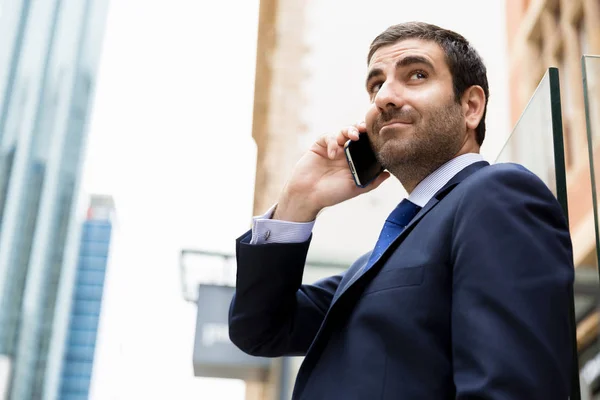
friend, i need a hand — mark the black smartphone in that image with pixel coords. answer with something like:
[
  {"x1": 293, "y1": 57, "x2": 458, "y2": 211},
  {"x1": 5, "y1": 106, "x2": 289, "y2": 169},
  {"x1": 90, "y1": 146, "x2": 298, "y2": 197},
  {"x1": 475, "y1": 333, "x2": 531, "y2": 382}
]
[{"x1": 344, "y1": 133, "x2": 384, "y2": 188}]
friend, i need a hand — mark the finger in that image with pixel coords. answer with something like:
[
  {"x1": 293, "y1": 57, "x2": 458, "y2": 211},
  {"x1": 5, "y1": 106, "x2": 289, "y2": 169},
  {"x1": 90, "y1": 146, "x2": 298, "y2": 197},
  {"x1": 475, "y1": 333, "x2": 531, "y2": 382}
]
[
  {"x1": 313, "y1": 134, "x2": 327, "y2": 151},
  {"x1": 335, "y1": 129, "x2": 350, "y2": 146},
  {"x1": 357, "y1": 121, "x2": 367, "y2": 132},
  {"x1": 326, "y1": 136, "x2": 339, "y2": 159},
  {"x1": 311, "y1": 134, "x2": 336, "y2": 160},
  {"x1": 336, "y1": 126, "x2": 359, "y2": 146}
]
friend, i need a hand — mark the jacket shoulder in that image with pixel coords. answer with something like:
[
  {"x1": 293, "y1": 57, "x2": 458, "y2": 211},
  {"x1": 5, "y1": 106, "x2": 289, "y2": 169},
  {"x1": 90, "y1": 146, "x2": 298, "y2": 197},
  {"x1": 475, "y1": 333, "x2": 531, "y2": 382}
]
[{"x1": 460, "y1": 162, "x2": 552, "y2": 195}]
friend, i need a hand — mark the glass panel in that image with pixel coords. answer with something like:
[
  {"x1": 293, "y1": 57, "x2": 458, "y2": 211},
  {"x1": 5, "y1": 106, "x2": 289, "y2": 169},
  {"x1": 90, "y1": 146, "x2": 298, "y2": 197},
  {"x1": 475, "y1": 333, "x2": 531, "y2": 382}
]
[
  {"x1": 496, "y1": 68, "x2": 582, "y2": 399},
  {"x1": 581, "y1": 55, "x2": 600, "y2": 398},
  {"x1": 496, "y1": 68, "x2": 566, "y2": 207},
  {"x1": 583, "y1": 55, "x2": 600, "y2": 268}
]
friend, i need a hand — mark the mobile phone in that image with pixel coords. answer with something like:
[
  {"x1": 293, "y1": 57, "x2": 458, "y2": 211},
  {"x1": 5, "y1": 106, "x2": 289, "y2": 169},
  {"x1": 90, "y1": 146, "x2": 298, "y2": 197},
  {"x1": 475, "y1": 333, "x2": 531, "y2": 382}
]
[{"x1": 344, "y1": 133, "x2": 384, "y2": 188}]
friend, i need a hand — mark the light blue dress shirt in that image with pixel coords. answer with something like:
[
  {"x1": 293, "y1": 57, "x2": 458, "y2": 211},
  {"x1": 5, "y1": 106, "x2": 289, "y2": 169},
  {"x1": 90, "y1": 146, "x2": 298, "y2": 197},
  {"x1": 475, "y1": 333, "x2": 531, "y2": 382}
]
[{"x1": 250, "y1": 153, "x2": 485, "y2": 245}]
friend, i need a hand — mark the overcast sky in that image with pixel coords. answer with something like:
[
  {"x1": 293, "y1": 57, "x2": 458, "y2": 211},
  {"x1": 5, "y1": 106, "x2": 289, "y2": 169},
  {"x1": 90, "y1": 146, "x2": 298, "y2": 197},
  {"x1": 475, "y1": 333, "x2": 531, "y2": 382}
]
[{"x1": 82, "y1": 1, "x2": 258, "y2": 398}]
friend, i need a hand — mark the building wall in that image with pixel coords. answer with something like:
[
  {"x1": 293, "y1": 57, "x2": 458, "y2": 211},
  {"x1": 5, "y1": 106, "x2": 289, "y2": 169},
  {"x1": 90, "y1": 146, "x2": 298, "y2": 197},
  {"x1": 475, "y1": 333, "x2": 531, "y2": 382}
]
[
  {"x1": 506, "y1": 0, "x2": 600, "y2": 395},
  {"x1": 505, "y1": 0, "x2": 600, "y2": 346},
  {"x1": 251, "y1": 0, "x2": 308, "y2": 217},
  {"x1": 59, "y1": 196, "x2": 113, "y2": 400},
  {"x1": 0, "y1": 0, "x2": 109, "y2": 398},
  {"x1": 506, "y1": 0, "x2": 599, "y2": 161}
]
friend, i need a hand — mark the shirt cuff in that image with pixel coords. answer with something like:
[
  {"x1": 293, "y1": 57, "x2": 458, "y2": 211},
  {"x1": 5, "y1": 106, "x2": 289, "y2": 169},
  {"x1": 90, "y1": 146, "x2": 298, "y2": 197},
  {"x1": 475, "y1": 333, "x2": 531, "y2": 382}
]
[{"x1": 250, "y1": 204, "x2": 316, "y2": 245}]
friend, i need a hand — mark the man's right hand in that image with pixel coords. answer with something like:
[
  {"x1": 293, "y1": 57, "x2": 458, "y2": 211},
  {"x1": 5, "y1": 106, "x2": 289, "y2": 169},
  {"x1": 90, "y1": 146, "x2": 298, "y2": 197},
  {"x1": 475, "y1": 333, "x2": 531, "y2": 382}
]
[{"x1": 273, "y1": 122, "x2": 390, "y2": 222}]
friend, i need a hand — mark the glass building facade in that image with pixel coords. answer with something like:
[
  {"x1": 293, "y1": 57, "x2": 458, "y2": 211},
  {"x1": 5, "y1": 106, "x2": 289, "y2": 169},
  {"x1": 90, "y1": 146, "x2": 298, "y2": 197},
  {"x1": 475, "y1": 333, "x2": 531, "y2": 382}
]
[
  {"x1": 59, "y1": 196, "x2": 113, "y2": 400},
  {"x1": 0, "y1": 0, "x2": 109, "y2": 399}
]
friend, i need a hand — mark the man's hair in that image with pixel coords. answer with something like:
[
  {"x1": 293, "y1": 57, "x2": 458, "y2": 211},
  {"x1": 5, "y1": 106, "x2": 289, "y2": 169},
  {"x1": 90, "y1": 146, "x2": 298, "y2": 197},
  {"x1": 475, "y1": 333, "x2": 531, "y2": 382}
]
[{"x1": 368, "y1": 22, "x2": 489, "y2": 146}]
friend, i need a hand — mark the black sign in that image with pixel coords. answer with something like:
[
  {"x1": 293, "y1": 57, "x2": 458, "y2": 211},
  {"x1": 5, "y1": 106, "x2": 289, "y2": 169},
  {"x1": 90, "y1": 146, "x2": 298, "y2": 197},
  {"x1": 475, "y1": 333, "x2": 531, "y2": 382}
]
[{"x1": 193, "y1": 285, "x2": 271, "y2": 381}]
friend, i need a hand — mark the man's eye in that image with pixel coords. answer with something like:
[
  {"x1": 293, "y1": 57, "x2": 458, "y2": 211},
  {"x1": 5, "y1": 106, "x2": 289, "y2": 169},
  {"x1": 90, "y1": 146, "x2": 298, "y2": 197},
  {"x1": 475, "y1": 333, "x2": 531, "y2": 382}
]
[
  {"x1": 369, "y1": 82, "x2": 382, "y2": 94},
  {"x1": 410, "y1": 71, "x2": 427, "y2": 80}
]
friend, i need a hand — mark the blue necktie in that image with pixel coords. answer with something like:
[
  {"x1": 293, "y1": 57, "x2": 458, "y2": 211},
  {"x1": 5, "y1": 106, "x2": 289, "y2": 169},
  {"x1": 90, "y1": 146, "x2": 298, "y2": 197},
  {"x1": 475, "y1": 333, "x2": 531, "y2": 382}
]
[{"x1": 367, "y1": 199, "x2": 422, "y2": 268}]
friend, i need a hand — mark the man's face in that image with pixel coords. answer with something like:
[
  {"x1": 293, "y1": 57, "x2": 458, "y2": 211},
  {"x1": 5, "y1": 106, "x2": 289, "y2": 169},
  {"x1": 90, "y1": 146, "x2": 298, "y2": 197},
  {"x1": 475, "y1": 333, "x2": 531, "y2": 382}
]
[{"x1": 364, "y1": 38, "x2": 467, "y2": 174}]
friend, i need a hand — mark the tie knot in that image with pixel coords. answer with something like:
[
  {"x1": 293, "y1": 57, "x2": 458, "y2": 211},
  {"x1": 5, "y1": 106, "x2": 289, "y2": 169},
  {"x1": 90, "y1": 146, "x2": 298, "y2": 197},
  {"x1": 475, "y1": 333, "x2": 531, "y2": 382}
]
[{"x1": 387, "y1": 199, "x2": 421, "y2": 228}]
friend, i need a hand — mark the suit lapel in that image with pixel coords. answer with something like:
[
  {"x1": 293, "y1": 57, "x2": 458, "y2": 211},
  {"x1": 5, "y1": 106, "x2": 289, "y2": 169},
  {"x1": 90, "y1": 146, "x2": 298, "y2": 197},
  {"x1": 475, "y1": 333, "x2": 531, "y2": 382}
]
[
  {"x1": 331, "y1": 161, "x2": 489, "y2": 306},
  {"x1": 330, "y1": 197, "x2": 439, "y2": 305},
  {"x1": 294, "y1": 161, "x2": 491, "y2": 399}
]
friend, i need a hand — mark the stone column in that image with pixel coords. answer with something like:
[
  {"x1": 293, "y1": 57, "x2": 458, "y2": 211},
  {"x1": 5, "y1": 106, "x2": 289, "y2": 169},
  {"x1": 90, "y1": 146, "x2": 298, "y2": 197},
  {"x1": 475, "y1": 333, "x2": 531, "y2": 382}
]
[{"x1": 246, "y1": 0, "x2": 308, "y2": 398}]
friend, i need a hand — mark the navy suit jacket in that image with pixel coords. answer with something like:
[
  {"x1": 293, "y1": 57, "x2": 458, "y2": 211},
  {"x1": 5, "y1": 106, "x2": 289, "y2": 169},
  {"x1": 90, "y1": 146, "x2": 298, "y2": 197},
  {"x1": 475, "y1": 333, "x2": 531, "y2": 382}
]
[{"x1": 229, "y1": 162, "x2": 575, "y2": 399}]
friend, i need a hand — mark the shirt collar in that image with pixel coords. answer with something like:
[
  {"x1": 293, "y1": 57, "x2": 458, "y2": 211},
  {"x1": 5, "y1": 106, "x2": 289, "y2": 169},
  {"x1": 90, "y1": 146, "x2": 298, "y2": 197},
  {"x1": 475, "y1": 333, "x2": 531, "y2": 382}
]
[{"x1": 407, "y1": 153, "x2": 485, "y2": 207}]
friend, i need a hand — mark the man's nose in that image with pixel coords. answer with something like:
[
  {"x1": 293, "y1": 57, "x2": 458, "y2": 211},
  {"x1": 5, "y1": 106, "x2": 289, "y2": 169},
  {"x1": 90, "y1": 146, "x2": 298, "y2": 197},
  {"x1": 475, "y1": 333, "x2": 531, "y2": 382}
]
[{"x1": 374, "y1": 81, "x2": 404, "y2": 112}]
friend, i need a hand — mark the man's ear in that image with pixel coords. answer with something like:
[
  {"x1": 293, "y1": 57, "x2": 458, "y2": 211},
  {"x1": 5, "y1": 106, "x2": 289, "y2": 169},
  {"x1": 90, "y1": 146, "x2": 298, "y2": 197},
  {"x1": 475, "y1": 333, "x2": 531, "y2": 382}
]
[{"x1": 461, "y1": 85, "x2": 486, "y2": 131}]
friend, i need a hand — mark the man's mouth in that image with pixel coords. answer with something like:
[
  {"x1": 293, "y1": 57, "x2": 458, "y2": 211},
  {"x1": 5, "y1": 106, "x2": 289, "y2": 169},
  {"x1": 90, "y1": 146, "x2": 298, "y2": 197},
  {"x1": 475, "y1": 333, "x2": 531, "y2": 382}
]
[{"x1": 378, "y1": 120, "x2": 413, "y2": 132}]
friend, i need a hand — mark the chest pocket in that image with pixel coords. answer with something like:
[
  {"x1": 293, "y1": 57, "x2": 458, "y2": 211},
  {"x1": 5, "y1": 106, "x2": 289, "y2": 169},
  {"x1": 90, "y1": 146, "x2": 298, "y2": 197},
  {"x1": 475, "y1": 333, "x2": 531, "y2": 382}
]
[{"x1": 362, "y1": 265, "x2": 424, "y2": 296}]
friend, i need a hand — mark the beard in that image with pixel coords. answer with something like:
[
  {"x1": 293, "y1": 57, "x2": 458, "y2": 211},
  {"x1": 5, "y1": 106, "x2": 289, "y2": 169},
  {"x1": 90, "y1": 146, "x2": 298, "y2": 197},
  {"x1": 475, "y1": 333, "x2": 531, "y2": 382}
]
[{"x1": 368, "y1": 98, "x2": 466, "y2": 189}]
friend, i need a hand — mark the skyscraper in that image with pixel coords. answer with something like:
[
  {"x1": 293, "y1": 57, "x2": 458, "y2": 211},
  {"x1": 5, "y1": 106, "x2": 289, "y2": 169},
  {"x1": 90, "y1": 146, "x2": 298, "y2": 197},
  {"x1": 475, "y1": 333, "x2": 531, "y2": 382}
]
[
  {"x1": 59, "y1": 195, "x2": 114, "y2": 400},
  {"x1": 0, "y1": 0, "x2": 109, "y2": 399}
]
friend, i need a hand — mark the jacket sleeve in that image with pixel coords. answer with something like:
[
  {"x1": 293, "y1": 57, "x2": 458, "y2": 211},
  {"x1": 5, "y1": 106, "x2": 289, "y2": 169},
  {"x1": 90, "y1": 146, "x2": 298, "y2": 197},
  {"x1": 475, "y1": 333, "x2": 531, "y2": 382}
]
[
  {"x1": 229, "y1": 230, "x2": 343, "y2": 357},
  {"x1": 451, "y1": 166, "x2": 575, "y2": 399}
]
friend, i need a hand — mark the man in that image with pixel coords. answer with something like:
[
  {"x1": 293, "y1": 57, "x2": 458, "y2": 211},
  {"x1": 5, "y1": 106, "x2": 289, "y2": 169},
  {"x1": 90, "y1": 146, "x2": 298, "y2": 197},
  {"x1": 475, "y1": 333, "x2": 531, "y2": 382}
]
[{"x1": 229, "y1": 22, "x2": 574, "y2": 399}]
